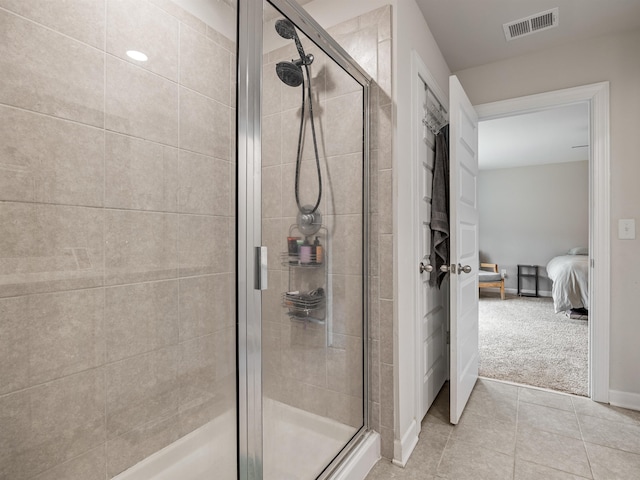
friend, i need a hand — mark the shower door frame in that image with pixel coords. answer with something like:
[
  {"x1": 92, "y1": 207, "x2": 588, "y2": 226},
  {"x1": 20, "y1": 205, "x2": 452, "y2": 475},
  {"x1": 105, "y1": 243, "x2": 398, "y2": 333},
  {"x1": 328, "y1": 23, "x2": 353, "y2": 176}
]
[{"x1": 237, "y1": 0, "x2": 373, "y2": 478}]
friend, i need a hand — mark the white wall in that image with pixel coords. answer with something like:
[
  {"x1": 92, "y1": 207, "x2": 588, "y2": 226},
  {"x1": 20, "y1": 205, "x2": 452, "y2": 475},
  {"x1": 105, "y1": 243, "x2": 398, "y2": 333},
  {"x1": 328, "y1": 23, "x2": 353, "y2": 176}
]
[
  {"x1": 478, "y1": 161, "x2": 589, "y2": 293},
  {"x1": 456, "y1": 28, "x2": 640, "y2": 399}
]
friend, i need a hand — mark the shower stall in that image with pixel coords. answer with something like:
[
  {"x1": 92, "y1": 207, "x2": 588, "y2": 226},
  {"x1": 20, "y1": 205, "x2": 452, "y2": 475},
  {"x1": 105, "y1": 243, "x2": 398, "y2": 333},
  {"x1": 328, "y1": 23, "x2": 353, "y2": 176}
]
[
  {"x1": 0, "y1": 0, "x2": 374, "y2": 479},
  {"x1": 239, "y1": 1, "x2": 371, "y2": 478}
]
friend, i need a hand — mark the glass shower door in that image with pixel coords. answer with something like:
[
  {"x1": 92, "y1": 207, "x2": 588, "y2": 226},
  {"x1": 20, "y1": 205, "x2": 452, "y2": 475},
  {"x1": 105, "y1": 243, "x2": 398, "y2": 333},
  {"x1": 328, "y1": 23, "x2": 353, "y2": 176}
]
[{"x1": 238, "y1": 0, "x2": 370, "y2": 478}]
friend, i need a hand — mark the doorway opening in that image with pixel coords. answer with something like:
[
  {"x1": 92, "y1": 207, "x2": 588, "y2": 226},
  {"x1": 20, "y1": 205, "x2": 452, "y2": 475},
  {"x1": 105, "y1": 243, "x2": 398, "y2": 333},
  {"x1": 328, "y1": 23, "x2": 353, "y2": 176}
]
[
  {"x1": 476, "y1": 102, "x2": 590, "y2": 396},
  {"x1": 412, "y1": 79, "x2": 610, "y2": 444},
  {"x1": 474, "y1": 82, "x2": 610, "y2": 404}
]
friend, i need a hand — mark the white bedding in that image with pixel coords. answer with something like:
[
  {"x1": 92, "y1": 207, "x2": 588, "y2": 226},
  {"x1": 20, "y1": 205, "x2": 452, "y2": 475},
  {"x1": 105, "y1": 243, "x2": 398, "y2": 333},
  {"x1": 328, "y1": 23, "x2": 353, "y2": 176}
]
[{"x1": 546, "y1": 254, "x2": 589, "y2": 313}]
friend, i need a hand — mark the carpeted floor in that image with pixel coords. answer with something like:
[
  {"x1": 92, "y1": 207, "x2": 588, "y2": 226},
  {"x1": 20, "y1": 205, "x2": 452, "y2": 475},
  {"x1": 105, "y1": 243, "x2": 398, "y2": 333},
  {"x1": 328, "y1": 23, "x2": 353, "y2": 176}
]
[{"x1": 478, "y1": 294, "x2": 588, "y2": 396}]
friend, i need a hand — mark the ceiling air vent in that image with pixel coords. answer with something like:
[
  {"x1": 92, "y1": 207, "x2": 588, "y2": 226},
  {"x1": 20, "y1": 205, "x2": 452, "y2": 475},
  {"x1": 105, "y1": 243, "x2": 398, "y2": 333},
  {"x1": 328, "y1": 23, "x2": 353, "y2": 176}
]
[{"x1": 503, "y1": 8, "x2": 559, "y2": 41}]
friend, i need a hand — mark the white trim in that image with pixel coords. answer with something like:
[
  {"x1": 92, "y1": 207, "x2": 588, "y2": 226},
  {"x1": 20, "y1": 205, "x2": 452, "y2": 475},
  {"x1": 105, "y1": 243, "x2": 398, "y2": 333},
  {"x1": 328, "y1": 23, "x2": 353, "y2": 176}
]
[
  {"x1": 609, "y1": 390, "x2": 640, "y2": 412},
  {"x1": 475, "y1": 82, "x2": 610, "y2": 403},
  {"x1": 330, "y1": 431, "x2": 381, "y2": 480},
  {"x1": 392, "y1": 418, "x2": 419, "y2": 468}
]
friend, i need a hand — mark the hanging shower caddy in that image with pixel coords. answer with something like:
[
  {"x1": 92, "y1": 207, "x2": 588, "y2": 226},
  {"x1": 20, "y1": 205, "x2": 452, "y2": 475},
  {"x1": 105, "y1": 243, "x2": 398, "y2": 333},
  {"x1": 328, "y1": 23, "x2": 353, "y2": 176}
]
[{"x1": 280, "y1": 223, "x2": 329, "y2": 324}]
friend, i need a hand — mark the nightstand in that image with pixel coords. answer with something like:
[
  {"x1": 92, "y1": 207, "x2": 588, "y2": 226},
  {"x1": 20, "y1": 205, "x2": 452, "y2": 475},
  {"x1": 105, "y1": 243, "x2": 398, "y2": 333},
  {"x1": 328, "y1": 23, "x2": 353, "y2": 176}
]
[{"x1": 517, "y1": 265, "x2": 539, "y2": 297}]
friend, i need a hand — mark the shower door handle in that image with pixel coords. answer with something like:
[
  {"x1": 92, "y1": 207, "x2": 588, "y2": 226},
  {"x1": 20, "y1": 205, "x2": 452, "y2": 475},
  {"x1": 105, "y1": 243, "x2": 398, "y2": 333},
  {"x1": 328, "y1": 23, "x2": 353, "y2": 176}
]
[{"x1": 255, "y1": 246, "x2": 268, "y2": 290}]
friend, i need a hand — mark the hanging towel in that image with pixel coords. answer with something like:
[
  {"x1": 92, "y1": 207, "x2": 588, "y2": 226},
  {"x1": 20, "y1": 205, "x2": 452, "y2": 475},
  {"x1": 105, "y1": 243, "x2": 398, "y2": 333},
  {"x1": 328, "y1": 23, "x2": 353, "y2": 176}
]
[{"x1": 430, "y1": 125, "x2": 450, "y2": 288}]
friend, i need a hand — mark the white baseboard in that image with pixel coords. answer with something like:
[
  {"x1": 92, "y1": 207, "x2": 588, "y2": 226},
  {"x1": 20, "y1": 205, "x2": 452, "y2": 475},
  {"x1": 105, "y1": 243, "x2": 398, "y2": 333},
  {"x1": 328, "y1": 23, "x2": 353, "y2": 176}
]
[
  {"x1": 331, "y1": 431, "x2": 380, "y2": 480},
  {"x1": 392, "y1": 419, "x2": 419, "y2": 467},
  {"x1": 609, "y1": 390, "x2": 640, "y2": 412},
  {"x1": 481, "y1": 287, "x2": 552, "y2": 298}
]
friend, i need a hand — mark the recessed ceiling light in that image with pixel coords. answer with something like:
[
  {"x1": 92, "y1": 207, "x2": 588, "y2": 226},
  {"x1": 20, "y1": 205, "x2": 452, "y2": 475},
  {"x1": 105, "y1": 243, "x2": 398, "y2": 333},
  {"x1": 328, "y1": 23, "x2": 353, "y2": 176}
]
[{"x1": 126, "y1": 50, "x2": 148, "y2": 62}]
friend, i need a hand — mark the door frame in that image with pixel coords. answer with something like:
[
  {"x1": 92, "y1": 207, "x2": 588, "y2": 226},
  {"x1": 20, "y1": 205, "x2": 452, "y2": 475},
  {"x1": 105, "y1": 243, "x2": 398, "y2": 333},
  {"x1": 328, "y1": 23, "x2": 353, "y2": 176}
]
[
  {"x1": 474, "y1": 82, "x2": 610, "y2": 403},
  {"x1": 407, "y1": 79, "x2": 611, "y2": 446}
]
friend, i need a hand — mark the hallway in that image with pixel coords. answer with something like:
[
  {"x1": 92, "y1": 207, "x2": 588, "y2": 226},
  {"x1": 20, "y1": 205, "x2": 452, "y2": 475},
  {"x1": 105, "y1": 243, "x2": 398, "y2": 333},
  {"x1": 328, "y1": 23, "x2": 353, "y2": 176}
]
[{"x1": 366, "y1": 379, "x2": 640, "y2": 479}]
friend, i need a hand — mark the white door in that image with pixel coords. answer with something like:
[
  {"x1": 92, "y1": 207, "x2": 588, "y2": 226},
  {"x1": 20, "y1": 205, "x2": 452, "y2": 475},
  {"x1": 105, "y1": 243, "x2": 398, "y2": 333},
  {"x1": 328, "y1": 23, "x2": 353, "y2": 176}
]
[
  {"x1": 448, "y1": 75, "x2": 479, "y2": 424},
  {"x1": 418, "y1": 82, "x2": 447, "y2": 419}
]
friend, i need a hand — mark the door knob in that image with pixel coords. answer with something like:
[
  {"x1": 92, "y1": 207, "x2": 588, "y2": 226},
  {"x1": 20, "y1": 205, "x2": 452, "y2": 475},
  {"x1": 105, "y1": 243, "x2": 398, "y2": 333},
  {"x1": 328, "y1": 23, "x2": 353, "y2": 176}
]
[
  {"x1": 420, "y1": 261, "x2": 433, "y2": 273},
  {"x1": 419, "y1": 255, "x2": 433, "y2": 273},
  {"x1": 458, "y1": 264, "x2": 472, "y2": 274}
]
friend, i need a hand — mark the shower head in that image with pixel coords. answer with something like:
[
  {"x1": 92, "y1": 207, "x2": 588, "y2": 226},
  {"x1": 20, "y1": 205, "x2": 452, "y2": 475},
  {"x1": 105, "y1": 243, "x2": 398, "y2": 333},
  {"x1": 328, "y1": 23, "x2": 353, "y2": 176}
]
[
  {"x1": 276, "y1": 61, "x2": 304, "y2": 87},
  {"x1": 275, "y1": 18, "x2": 308, "y2": 66},
  {"x1": 275, "y1": 18, "x2": 297, "y2": 41}
]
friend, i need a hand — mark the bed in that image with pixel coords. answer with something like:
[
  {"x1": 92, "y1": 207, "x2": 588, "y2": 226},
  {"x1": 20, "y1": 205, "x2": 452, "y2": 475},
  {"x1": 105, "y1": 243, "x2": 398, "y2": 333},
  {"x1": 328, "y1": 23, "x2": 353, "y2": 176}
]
[{"x1": 546, "y1": 248, "x2": 589, "y2": 313}]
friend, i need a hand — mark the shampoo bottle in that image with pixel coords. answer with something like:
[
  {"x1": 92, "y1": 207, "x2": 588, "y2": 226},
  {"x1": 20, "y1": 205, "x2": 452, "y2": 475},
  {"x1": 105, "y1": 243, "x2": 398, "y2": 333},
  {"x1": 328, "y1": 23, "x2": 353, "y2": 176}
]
[
  {"x1": 300, "y1": 237, "x2": 312, "y2": 265},
  {"x1": 314, "y1": 236, "x2": 323, "y2": 265}
]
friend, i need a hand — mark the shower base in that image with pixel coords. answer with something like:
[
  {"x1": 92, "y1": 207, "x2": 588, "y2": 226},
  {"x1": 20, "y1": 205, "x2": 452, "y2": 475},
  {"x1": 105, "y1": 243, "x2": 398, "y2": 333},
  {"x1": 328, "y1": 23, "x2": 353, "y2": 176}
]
[{"x1": 113, "y1": 399, "x2": 378, "y2": 480}]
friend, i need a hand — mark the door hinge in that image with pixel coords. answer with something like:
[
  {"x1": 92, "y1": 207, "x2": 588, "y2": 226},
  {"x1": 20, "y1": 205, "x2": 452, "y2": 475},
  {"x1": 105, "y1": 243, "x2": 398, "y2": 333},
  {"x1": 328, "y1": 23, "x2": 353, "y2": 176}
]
[{"x1": 446, "y1": 331, "x2": 450, "y2": 345}]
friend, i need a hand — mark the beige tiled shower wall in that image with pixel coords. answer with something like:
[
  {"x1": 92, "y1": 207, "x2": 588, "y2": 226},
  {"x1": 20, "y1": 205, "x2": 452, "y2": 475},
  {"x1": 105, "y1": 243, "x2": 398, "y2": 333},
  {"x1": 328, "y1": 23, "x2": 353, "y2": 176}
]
[
  {"x1": 0, "y1": 1, "x2": 236, "y2": 479},
  {"x1": 327, "y1": 5, "x2": 394, "y2": 458},
  {"x1": 260, "y1": 5, "x2": 394, "y2": 454}
]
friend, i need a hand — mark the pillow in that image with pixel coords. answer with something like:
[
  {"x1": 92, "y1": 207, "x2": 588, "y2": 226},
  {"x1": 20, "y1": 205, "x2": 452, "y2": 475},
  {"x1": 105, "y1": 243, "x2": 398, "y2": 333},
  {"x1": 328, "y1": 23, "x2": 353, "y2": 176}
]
[{"x1": 568, "y1": 247, "x2": 588, "y2": 255}]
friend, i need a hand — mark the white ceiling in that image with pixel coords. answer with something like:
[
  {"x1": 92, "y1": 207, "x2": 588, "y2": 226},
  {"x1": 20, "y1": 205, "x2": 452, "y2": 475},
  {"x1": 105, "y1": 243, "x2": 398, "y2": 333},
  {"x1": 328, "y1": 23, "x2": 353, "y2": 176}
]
[
  {"x1": 478, "y1": 103, "x2": 589, "y2": 170},
  {"x1": 415, "y1": 0, "x2": 640, "y2": 72}
]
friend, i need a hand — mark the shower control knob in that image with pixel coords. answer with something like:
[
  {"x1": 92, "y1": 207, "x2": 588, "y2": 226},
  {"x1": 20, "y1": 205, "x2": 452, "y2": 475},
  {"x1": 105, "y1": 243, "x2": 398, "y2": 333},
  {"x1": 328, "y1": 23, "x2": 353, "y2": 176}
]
[
  {"x1": 296, "y1": 207, "x2": 322, "y2": 236},
  {"x1": 300, "y1": 213, "x2": 314, "y2": 225}
]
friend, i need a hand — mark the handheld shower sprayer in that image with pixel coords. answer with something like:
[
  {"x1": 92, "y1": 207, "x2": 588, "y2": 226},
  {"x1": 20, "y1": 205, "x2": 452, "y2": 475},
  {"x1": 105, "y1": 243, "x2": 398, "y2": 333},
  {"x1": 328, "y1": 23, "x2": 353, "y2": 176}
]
[
  {"x1": 274, "y1": 19, "x2": 314, "y2": 88},
  {"x1": 275, "y1": 19, "x2": 313, "y2": 66},
  {"x1": 274, "y1": 18, "x2": 323, "y2": 219}
]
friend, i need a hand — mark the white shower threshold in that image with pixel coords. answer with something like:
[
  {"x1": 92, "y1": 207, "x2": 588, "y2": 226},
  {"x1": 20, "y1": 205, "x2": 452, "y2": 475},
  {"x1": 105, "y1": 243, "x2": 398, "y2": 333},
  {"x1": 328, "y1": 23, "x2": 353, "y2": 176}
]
[{"x1": 113, "y1": 398, "x2": 379, "y2": 480}]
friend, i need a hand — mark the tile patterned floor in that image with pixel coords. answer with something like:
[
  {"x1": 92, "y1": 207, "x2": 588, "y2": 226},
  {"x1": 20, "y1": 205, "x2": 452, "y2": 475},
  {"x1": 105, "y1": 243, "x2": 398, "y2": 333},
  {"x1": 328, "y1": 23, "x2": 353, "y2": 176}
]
[{"x1": 365, "y1": 379, "x2": 640, "y2": 479}]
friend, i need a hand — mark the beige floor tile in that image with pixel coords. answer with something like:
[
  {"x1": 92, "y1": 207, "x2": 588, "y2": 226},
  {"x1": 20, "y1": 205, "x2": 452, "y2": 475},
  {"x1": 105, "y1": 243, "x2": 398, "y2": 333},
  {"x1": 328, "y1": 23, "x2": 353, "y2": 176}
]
[
  {"x1": 516, "y1": 426, "x2": 591, "y2": 478},
  {"x1": 425, "y1": 384, "x2": 451, "y2": 424},
  {"x1": 573, "y1": 396, "x2": 640, "y2": 426},
  {"x1": 453, "y1": 409, "x2": 517, "y2": 455},
  {"x1": 403, "y1": 427, "x2": 449, "y2": 473},
  {"x1": 578, "y1": 414, "x2": 640, "y2": 454},
  {"x1": 366, "y1": 459, "x2": 437, "y2": 479},
  {"x1": 437, "y1": 438, "x2": 515, "y2": 480},
  {"x1": 514, "y1": 459, "x2": 591, "y2": 479},
  {"x1": 465, "y1": 387, "x2": 518, "y2": 423},
  {"x1": 586, "y1": 442, "x2": 640, "y2": 480},
  {"x1": 421, "y1": 412, "x2": 455, "y2": 439},
  {"x1": 367, "y1": 381, "x2": 640, "y2": 480},
  {"x1": 518, "y1": 402, "x2": 581, "y2": 439},
  {"x1": 474, "y1": 378, "x2": 520, "y2": 399},
  {"x1": 518, "y1": 387, "x2": 575, "y2": 412}
]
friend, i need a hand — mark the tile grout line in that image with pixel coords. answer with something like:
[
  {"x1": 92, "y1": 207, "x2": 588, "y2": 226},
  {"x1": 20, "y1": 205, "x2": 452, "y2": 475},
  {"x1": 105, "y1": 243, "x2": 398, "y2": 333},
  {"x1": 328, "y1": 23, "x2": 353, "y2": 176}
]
[
  {"x1": 573, "y1": 396, "x2": 596, "y2": 479},
  {"x1": 433, "y1": 418, "x2": 454, "y2": 476}
]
